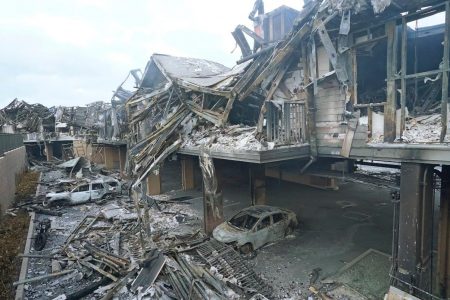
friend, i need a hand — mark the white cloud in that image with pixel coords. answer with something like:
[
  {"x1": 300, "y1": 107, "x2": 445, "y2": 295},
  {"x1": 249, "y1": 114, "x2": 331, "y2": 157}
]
[
  {"x1": 106, "y1": 52, "x2": 135, "y2": 66},
  {"x1": 24, "y1": 14, "x2": 98, "y2": 47},
  {"x1": 0, "y1": 0, "x2": 305, "y2": 107}
]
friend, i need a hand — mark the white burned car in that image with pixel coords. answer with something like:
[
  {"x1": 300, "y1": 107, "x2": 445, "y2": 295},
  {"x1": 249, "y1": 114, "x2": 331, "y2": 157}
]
[
  {"x1": 213, "y1": 205, "x2": 298, "y2": 253},
  {"x1": 44, "y1": 181, "x2": 113, "y2": 207},
  {"x1": 103, "y1": 178, "x2": 122, "y2": 194}
]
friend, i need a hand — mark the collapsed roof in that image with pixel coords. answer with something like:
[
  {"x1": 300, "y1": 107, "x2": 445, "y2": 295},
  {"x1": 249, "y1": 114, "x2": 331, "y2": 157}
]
[
  {"x1": 127, "y1": 0, "x2": 448, "y2": 184},
  {"x1": 0, "y1": 99, "x2": 54, "y2": 133}
]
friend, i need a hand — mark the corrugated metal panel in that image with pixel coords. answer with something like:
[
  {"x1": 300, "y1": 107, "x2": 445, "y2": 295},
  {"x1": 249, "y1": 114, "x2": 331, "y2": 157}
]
[{"x1": 0, "y1": 133, "x2": 24, "y2": 156}]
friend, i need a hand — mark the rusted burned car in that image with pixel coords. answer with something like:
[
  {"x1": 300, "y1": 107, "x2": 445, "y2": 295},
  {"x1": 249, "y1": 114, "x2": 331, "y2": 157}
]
[
  {"x1": 44, "y1": 180, "x2": 113, "y2": 207},
  {"x1": 213, "y1": 205, "x2": 298, "y2": 253}
]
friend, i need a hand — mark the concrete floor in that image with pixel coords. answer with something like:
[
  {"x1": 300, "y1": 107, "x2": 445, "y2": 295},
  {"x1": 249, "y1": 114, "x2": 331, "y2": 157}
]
[{"x1": 161, "y1": 159, "x2": 394, "y2": 298}]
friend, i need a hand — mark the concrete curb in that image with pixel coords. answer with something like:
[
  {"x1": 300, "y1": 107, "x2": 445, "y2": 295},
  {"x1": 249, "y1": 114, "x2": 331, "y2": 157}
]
[
  {"x1": 15, "y1": 171, "x2": 42, "y2": 300},
  {"x1": 14, "y1": 211, "x2": 36, "y2": 300}
]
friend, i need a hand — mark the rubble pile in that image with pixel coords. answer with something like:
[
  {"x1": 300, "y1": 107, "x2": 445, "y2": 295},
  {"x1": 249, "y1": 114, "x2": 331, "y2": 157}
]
[
  {"x1": 401, "y1": 114, "x2": 449, "y2": 144},
  {"x1": 12, "y1": 158, "x2": 272, "y2": 300},
  {"x1": 0, "y1": 98, "x2": 128, "y2": 141},
  {"x1": 183, "y1": 125, "x2": 275, "y2": 152},
  {"x1": 0, "y1": 99, "x2": 54, "y2": 133}
]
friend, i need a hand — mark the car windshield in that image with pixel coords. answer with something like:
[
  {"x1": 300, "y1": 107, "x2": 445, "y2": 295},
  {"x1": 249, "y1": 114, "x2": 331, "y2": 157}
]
[{"x1": 229, "y1": 212, "x2": 258, "y2": 230}]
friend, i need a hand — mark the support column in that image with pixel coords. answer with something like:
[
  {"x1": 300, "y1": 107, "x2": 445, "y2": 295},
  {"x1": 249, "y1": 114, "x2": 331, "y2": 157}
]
[
  {"x1": 199, "y1": 154, "x2": 223, "y2": 235},
  {"x1": 44, "y1": 142, "x2": 53, "y2": 161},
  {"x1": 441, "y1": 3, "x2": 450, "y2": 141},
  {"x1": 118, "y1": 146, "x2": 127, "y2": 174},
  {"x1": 437, "y1": 165, "x2": 450, "y2": 298},
  {"x1": 385, "y1": 21, "x2": 398, "y2": 142},
  {"x1": 396, "y1": 163, "x2": 433, "y2": 296},
  {"x1": 400, "y1": 17, "x2": 407, "y2": 137},
  {"x1": 146, "y1": 168, "x2": 161, "y2": 196},
  {"x1": 250, "y1": 164, "x2": 266, "y2": 206},
  {"x1": 181, "y1": 156, "x2": 195, "y2": 191},
  {"x1": 104, "y1": 146, "x2": 114, "y2": 169}
]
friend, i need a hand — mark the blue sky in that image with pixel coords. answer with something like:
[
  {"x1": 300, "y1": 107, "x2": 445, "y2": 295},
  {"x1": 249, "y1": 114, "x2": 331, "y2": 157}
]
[{"x1": 0, "y1": 1, "x2": 445, "y2": 108}]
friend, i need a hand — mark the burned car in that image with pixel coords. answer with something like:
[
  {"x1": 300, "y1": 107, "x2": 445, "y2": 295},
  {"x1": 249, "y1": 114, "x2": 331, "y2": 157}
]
[
  {"x1": 44, "y1": 180, "x2": 113, "y2": 207},
  {"x1": 213, "y1": 205, "x2": 298, "y2": 253},
  {"x1": 102, "y1": 177, "x2": 122, "y2": 194}
]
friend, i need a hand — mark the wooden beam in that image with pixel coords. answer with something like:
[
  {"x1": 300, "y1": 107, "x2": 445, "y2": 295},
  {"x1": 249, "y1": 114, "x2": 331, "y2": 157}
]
[
  {"x1": 302, "y1": 44, "x2": 317, "y2": 155},
  {"x1": 340, "y1": 112, "x2": 359, "y2": 158},
  {"x1": 240, "y1": 24, "x2": 311, "y2": 100},
  {"x1": 441, "y1": 2, "x2": 450, "y2": 142},
  {"x1": 221, "y1": 96, "x2": 235, "y2": 126},
  {"x1": 181, "y1": 156, "x2": 195, "y2": 191},
  {"x1": 266, "y1": 63, "x2": 290, "y2": 101},
  {"x1": 199, "y1": 154, "x2": 223, "y2": 235},
  {"x1": 400, "y1": 17, "x2": 407, "y2": 138},
  {"x1": 385, "y1": 21, "x2": 398, "y2": 142},
  {"x1": 351, "y1": 47, "x2": 358, "y2": 105}
]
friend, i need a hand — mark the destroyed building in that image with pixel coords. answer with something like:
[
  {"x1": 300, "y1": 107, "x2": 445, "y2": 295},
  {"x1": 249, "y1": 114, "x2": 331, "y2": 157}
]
[
  {"x1": 0, "y1": 71, "x2": 138, "y2": 168},
  {"x1": 123, "y1": 0, "x2": 450, "y2": 299},
  {"x1": 4, "y1": 0, "x2": 450, "y2": 299}
]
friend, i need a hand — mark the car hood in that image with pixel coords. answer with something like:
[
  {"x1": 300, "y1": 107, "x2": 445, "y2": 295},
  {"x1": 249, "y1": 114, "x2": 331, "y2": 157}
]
[{"x1": 213, "y1": 222, "x2": 246, "y2": 243}]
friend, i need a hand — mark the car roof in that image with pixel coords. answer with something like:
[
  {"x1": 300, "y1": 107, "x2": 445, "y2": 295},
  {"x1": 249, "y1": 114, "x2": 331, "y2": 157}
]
[
  {"x1": 91, "y1": 180, "x2": 105, "y2": 183},
  {"x1": 239, "y1": 205, "x2": 286, "y2": 218}
]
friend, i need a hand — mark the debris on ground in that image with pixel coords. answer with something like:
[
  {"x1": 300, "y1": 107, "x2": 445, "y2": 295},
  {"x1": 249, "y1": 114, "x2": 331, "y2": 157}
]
[
  {"x1": 13, "y1": 158, "x2": 272, "y2": 300},
  {"x1": 400, "y1": 114, "x2": 449, "y2": 144}
]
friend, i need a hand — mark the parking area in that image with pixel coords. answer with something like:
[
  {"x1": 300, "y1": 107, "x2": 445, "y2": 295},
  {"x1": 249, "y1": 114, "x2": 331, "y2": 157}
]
[{"x1": 160, "y1": 159, "x2": 394, "y2": 298}]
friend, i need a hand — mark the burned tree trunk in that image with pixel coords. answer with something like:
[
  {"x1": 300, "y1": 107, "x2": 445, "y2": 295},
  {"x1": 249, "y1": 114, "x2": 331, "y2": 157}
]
[{"x1": 199, "y1": 151, "x2": 224, "y2": 235}]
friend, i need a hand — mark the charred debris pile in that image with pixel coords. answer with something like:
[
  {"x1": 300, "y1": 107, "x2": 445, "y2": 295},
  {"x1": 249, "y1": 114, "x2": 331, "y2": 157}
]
[{"x1": 10, "y1": 158, "x2": 272, "y2": 300}]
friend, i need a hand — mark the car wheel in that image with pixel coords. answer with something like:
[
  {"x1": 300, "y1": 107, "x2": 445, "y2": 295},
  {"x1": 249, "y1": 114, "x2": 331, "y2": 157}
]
[
  {"x1": 239, "y1": 243, "x2": 253, "y2": 255},
  {"x1": 285, "y1": 224, "x2": 294, "y2": 236},
  {"x1": 102, "y1": 194, "x2": 113, "y2": 200}
]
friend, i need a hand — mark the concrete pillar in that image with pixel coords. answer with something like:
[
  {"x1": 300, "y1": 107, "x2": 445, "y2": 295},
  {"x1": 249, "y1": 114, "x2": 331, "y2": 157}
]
[
  {"x1": 146, "y1": 169, "x2": 162, "y2": 196},
  {"x1": 437, "y1": 165, "x2": 450, "y2": 298},
  {"x1": 44, "y1": 142, "x2": 53, "y2": 161},
  {"x1": 396, "y1": 163, "x2": 434, "y2": 295},
  {"x1": 181, "y1": 156, "x2": 195, "y2": 191},
  {"x1": 199, "y1": 155, "x2": 223, "y2": 235},
  {"x1": 250, "y1": 164, "x2": 266, "y2": 205}
]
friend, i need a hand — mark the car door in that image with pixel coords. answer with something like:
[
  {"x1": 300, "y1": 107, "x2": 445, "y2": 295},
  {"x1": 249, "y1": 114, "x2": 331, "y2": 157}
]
[
  {"x1": 91, "y1": 183, "x2": 105, "y2": 200},
  {"x1": 251, "y1": 216, "x2": 272, "y2": 249},
  {"x1": 71, "y1": 184, "x2": 91, "y2": 204},
  {"x1": 270, "y1": 213, "x2": 288, "y2": 242}
]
